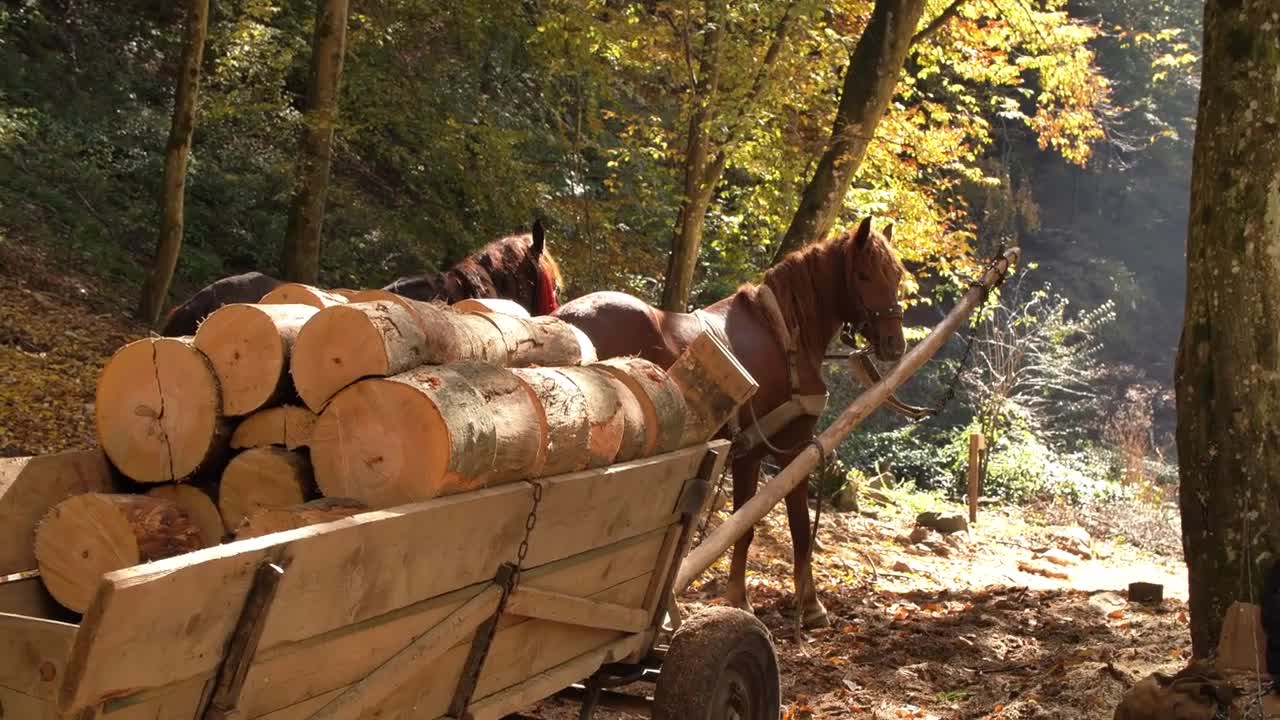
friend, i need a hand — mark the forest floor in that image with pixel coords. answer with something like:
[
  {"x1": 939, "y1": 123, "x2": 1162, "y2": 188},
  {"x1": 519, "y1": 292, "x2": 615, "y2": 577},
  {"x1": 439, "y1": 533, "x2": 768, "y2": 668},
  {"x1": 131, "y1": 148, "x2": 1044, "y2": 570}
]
[
  {"x1": 0, "y1": 233, "x2": 1188, "y2": 720},
  {"x1": 531, "y1": 482, "x2": 1189, "y2": 720}
]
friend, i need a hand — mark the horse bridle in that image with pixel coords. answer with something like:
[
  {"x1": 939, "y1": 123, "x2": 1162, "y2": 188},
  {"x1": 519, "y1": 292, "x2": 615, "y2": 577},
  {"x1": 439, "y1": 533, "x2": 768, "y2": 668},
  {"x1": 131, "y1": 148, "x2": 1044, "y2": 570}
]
[{"x1": 840, "y1": 300, "x2": 904, "y2": 352}]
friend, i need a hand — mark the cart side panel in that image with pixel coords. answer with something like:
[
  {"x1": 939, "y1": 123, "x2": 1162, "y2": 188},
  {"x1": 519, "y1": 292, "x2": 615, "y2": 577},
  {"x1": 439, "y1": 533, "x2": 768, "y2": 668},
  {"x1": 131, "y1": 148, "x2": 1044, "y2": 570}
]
[
  {"x1": 231, "y1": 526, "x2": 670, "y2": 719},
  {"x1": 62, "y1": 444, "x2": 714, "y2": 715},
  {"x1": 0, "y1": 449, "x2": 117, "y2": 578},
  {"x1": 0, "y1": 613, "x2": 76, "y2": 703},
  {"x1": 246, "y1": 571, "x2": 653, "y2": 720}
]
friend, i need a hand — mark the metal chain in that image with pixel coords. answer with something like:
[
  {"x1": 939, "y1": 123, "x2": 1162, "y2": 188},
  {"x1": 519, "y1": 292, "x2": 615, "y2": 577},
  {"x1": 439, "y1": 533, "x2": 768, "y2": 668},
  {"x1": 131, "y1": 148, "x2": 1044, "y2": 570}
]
[{"x1": 513, "y1": 481, "x2": 544, "y2": 586}]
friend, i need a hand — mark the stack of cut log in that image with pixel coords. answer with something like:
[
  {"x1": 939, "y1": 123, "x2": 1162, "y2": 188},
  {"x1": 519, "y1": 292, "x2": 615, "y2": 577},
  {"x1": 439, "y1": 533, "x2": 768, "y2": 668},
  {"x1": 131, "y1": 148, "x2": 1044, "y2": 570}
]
[{"x1": 33, "y1": 283, "x2": 756, "y2": 613}]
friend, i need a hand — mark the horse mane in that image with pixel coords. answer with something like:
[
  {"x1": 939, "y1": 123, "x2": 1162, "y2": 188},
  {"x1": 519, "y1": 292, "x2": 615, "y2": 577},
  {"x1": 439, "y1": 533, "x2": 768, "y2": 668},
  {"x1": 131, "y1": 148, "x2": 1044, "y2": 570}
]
[
  {"x1": 738, "y1": 222, "x2": 903, "y2": 357},
  {"x1": 385, "y1": 228, "x2": 561, "y2": 307}
]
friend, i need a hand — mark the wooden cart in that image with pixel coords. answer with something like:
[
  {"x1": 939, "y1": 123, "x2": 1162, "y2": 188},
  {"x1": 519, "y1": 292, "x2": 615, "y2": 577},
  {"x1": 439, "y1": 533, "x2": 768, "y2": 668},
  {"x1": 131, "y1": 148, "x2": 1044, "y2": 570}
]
[{"x1": 0, "y1": 438, "x2": 779, "y2": 720}]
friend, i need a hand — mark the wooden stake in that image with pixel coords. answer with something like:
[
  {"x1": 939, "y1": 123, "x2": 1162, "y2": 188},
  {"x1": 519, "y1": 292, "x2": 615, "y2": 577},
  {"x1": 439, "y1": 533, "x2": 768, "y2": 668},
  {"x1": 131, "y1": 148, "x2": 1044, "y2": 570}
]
[{"x1": 967, "y1": 432, "x2": 985, "y2": 524}]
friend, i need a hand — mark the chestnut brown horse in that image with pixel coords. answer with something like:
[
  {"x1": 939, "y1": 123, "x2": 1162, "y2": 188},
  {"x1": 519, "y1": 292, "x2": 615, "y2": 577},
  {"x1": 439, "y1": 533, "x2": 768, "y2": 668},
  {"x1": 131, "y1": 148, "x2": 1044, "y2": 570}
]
[
  {"x1": 554, "y1": 217, "x2": 907, "y2": 628},
  {"x1": 161, "y1": 220, "x2": 563, "y2": 336}
]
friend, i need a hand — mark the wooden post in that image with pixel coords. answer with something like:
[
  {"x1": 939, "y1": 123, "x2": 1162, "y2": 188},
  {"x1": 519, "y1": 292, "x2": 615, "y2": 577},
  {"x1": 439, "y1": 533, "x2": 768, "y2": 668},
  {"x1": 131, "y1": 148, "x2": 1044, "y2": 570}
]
[{"x1": 967, "y1": 432, "x2": 984, "y2": 523}]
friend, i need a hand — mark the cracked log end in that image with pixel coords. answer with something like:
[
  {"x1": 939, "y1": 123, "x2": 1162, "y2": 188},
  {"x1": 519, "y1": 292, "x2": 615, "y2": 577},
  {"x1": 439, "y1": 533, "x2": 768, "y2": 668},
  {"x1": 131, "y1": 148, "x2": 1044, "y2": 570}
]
[{"x1": 94, "y1": 337, "x2": 227, "y2": 483}]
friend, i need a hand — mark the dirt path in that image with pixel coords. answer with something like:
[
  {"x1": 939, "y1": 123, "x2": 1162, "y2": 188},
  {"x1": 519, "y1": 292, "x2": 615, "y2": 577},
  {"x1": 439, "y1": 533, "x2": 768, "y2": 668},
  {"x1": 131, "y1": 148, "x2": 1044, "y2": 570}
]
[{"x1": 532, "y1": 491, "x2": 1189, "y2": 720}]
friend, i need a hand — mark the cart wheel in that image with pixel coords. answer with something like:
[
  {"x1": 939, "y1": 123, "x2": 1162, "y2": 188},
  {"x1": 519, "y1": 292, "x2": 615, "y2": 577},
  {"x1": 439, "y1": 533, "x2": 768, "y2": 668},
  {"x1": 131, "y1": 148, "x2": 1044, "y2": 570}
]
[{"x1": 651, "y1": 606, "x2": 780, "y2": 720}]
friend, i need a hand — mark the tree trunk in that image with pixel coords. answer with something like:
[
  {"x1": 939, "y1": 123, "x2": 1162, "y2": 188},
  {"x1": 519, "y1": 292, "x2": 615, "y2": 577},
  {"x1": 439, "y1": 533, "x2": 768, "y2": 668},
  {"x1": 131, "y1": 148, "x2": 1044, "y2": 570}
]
[
  {"x1": 138, "y1": 0, "x2": 209, "y2": 325},
  {"x1": 280, "y1": 0, "x2": 350, "y2": 284},
  {"x1": 1175, "y1": 0, "x2": 1280, "y2": 658},
  {"x1": 35, "y1": 494, "x2": 204, "y2": 612},
  {"x1": 660, "y1": 126, "x2": 727, "y2": 312},
  {"x1": 95, "y1": 337, "x2": 230, "y2": 483},
  {"x1": 772, "y1": 0, "x2": 927, "y2": 261},
  {"x1": 217, "y1": 447, "x2": 316, "y2": 533}
]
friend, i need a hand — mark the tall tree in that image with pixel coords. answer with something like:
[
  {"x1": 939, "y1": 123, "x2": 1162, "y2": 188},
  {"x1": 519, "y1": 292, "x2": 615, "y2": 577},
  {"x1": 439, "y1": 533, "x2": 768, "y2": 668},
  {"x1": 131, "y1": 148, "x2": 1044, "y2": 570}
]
[
  {"x1": 660, "y1": 1, "x2": 797, "y2": 311},
  {"x1": 281, "y1": 0, "x2": 350, "y2": 284},
  {"x1": 137, "y1": 0, "x2": 209, "y2": 325},
  {"x1": 771, "y1": 0, "x2": 927, "y2": 261},
  {"x1": 1175, "y1": 0, "x2": 1280, "y2": 658}
]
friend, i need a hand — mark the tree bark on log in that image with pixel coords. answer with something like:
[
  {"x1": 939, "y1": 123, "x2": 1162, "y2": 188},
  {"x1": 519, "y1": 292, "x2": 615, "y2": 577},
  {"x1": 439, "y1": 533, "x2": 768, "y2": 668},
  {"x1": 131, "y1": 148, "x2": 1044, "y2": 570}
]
[
  {"x1": 310, "y1": 365, "x2": 502, "y2": 507},
  {"x1": 593, "y1": 368, "x2": 647, "y2": 463},
  {"x1": 553, "y1": 367, "x2": 626, "y2": 468},
  {"x1": 137, "y1": 0, "x2": 209, "y2": 325},
  {"x1": 290, "y1": 300, "x2": 592, "y2": 411},
  {"x1": 146, "y1": 483, "x2": 224, "y2": 547},
  {"x1": 771, "y1": 0, "x2": 927, "y2": 261},
  {"x1": 233, "y1": 497, "x2": 367, "y2": 540},
  {"x1": 509, "y1": 368, "x2": 593, "y2": 477},
  {"x1": 95, "y1": 337, "x2": 230, "y2": 483},
  {"x1": 1174, "y1": 0, "x2": 1280, "y2": 658},
  {"x1": 667, "y1": 331, "x2": 758, "y2": 446},
  {"x1": 217, "y1": 447, "x2": 315, "y2": 533},
  {"x1": 281, "y1": 0, "x2": 350, "y2": 283},
  {"x1": 193, "y1": 303, "x2": 318, "y2": 416},
  {"x1": 35, "y1": 493, "x2": 203, "y2": 612},
  {"x1": 593, "y1": 358, "x2": 687, "y2": 455},
  {"x1": 448, "y1": 362, "x2": 546, "y2": 485},
  {"x1": 230, "y1": 405, "x2": 318, "y2": 450},
  {"x1": 259, "y1": 283, "x2": 349, "y2": 309}
]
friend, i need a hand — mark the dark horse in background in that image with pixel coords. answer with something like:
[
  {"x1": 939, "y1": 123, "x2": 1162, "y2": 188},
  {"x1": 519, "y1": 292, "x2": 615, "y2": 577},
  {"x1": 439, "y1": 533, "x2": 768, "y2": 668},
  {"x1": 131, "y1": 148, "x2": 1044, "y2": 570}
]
[
  {"x1": 555, "y1": 218, "x2": 907, "y2": 629},
  {"x1": 160, "y1": 220, "x2": 563, "y2": 336}
]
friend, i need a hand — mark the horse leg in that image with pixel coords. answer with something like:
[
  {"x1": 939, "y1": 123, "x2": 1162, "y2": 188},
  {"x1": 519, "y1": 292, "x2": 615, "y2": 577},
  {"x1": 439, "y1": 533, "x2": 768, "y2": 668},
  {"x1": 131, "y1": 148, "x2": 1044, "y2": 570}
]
[
  {"x1": 724, "y1": 455, "x2": 760, "y2": 614},
  {"x1": 783, "y1": 478, "x2": 829, "y2": 629}
]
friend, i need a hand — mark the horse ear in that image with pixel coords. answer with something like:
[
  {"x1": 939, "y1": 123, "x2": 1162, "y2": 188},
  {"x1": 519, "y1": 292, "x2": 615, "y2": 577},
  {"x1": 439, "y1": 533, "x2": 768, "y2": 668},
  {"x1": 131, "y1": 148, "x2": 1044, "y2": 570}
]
[
  {"x1": 883, "y1": 223, "x2": 894, "y2": 244},
  {"x1": 531, "y1": 218, "x2": 545, "y2": 258},
  {"x1": 853, "y1": 216, "x2": 873, "y2": 249}
]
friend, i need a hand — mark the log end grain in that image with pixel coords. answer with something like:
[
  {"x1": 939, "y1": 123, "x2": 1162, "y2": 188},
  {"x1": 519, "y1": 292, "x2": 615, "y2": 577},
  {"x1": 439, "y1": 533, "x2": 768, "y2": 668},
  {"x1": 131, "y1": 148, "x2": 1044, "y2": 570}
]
[
  {"x1": 230, "y1": 404, "x2": 318, "y2": 451},
  {"x1": 94, "y1": 337, "x2": 227, "y2": 483},
  {"x1": 146, "y1": 483, "x2": 225, "y2": 546},
  {"x1": 259, "y1": 283, "x2": 349, "y2": 309},
  {"x1": 193, "y1": 303, "x2": 318, "y2": 416},
  {"x1": 289, "y1": 301, "x2": 428, "y2": 412},
  {"x1": 35, "y1": 493, "x2": 203, "y2": 612},
  {"x1": 218, "y1": 447, "x2": 315, "y2": 533}
]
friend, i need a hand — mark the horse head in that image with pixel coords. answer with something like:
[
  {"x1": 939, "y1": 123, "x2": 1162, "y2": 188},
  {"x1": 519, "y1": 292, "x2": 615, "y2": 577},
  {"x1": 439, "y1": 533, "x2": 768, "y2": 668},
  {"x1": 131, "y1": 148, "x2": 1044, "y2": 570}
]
[{"x1": 841, "y1": 217, "x2": 907, "y2": 362}]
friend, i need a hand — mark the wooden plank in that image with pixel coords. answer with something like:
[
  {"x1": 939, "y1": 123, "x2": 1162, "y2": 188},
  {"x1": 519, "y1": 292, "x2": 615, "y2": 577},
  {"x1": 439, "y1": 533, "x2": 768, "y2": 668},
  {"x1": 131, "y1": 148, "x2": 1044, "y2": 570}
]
[
  {"x1": 640, "y1": 525, "x2": 681, "y2": 615},
  {"x1": 505, "y1": 587, "x2": 650, "y2": 633},
  {"x1": 0, "y1": 686, "x2": 62, "y2": 720},
  {"x1": 0, "y1": 576, "x2": 74, "y2": 621},
  {"x1": 250, "y1": 573, "x2": 653, "y2": 720},
  {"x1": 308, "y1": 585, "x2": 503, "y2": 720},
  {"x1": 462, "y1": 632, "x2": 653, "y2": 720},
  {"x1": 0, "y1": 613, "x2": 77, "y2": 701},
  {"x1": 0, "y1": 449, "x2": 117, "y2": 575},
  {"x1": 92, "y1": 526, "x2": 670, "y2": 720},
  {"x1": 62, "y1": 443, "x2": 716, "y2": 714}
]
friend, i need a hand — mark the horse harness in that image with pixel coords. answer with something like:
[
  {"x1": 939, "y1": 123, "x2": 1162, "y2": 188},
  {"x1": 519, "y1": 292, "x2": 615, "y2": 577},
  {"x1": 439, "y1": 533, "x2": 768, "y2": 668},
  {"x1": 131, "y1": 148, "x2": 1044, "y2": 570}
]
[{"x1": 693, "y1": 284, "x2": 829, "y2": 461}]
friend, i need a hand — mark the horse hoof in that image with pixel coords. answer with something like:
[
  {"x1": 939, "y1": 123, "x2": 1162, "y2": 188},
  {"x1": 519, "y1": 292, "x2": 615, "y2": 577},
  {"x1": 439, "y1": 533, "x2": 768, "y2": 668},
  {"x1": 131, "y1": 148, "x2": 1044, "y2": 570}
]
[{"x1": 802, "y1": 602, "x2": 830, "y2": 629}]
